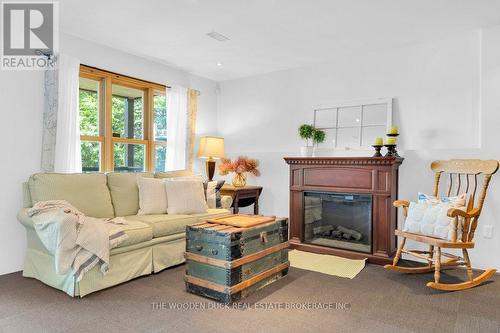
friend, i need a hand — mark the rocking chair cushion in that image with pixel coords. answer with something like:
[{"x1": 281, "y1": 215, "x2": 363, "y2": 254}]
[
  {"x1": 418, "y1": 192, "x2": 467, "y2": 207},
  {"x1": 403, "y1": 202, "x2": 463, "y2": 240},
  {"x1": 418, "y1": 192, "x2": 466, "y2": 207}
]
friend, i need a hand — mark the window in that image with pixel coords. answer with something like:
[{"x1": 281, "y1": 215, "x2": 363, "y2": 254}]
[
  {"x1": 79, "y1": 65, "x2": 166, "y2": 172},
  {"x1": 313, "y1": 98, "x2": 392, "y2": 150}
]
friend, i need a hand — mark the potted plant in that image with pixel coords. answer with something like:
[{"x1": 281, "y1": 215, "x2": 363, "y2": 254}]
[
  {"x1": 312, "y1": 128, "x2": 326, "y2": 156},
  {"x1": 218, "y1": 156, "x2": 260, "y2": 187},
  {"x1": 298, "y1": 124, "x2": 315, "y2": 157}
]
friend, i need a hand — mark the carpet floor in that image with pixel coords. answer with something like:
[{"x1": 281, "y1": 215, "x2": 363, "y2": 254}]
[{"x1": 0, "y1": 262, "x2": 499, "y2": 333}]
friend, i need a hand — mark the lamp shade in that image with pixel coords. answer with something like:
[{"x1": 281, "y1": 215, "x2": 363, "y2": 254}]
[{"x1": 197, "y1": 136, "x2": 225, "y2": 159}]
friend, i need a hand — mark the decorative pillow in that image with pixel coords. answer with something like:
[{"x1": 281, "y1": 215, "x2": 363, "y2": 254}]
[
  {"x1": 203, "y1": 180, "x2": 225, "y2": 208},
  {"x1": 137, "y1": 177, "x2": 168, "y2": 215},
  {"x1": 403, "y1": 202, "x2": 463, "y2": 240},
  {"x1": 163, "y1": 175, "x2": 225, "y2": 209},
  {"x1": 418, "y1": 192, "x2": 466, "y2": 207},
  {"x1": 164, "y1": 179, "x2": 208, "y2": 215}
]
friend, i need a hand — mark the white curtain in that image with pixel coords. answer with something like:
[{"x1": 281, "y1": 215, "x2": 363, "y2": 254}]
[
  {"x1": 53, "y1": 54, "x2": 82, "y2": 173},
  {"x1": 165, "y1": 86, "x2": 188, "y2": 171}
]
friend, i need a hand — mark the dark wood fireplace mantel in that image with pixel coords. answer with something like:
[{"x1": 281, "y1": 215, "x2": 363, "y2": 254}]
[{"x1": 284, "y1": 156, "x2": 403, "y2": 265}]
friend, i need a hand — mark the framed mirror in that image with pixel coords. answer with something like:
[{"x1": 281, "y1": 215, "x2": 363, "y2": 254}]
[{"x1": 313, "y1": 98, "x2": 393, "y2": 150}]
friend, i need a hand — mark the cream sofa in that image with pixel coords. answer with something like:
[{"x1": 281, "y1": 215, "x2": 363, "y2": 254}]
[{"x1": 17, "y1": 171, "x2": 231, "y2": 297}]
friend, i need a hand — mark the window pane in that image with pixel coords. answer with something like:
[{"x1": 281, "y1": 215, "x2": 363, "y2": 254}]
[
  {"x1": 81, "y1": 141, "x2": 101, "y2": 172},
  {"x1": 316, "y1": 128, "x2": 336, "y2": 149},
  {"x1": 79, "y1": 78, "x2": 99, "y2": 136},
  {"x1": 337, "y1": 127, "x2": 360, "y2": 148},
  {"x1": 154, "y1": 94, "x2": 167, "y2": 141},
  {"x1": 361, "y1": 125, "x2": 386, "y2": 147},
  {"x1": 112, "y1": 84, "x2": 144, "y2": 139},
  {"x1": 114, "y1": 143, "x2": 145, "y2": 172},
  {"x1": 155, "y1": 144, "x2": 167, "y2": 172},
  {"x1": 362, "y1": 103, "x2": 387, "y2": 126},
  {"x1": 315, "y1": 108, "x2": 337, "y2": 128},
  {"x1": 338, "y1": 106, "x2": 362, "y2": 128}
]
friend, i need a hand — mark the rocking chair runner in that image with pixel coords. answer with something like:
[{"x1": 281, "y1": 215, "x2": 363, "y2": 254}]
[{"x1": 384, "y1": 159, "x2": 499, "y2": 291}]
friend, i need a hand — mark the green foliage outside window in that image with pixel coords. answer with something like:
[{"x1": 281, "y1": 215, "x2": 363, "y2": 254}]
[
  {"x1": 80, "y1": 90, "x2": 100, "y2": 171},
  {"x1": 79, "y1": 88, "x2": 167, "y2": 172}
]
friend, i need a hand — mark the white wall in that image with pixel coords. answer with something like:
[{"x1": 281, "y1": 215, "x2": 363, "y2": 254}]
[
  {"x1": 0, "y1": 33, "x2": 218, "y2": 275},
  {"x1": 217, "y1": 27, "x2": 500, "y2": 269}
]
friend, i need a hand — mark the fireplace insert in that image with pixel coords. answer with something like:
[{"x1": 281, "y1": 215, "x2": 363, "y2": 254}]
[{"x1": 303, "y1": 191, "x2": 372, "y2": 253}]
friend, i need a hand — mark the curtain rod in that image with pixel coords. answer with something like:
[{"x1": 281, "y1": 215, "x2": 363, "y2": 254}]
[
  {"x1": 36, "y1": 50, "x2": 197, "y2": 92},
  {"x1": 35, "y1": 49, "x2": 54, "y2": 59}
]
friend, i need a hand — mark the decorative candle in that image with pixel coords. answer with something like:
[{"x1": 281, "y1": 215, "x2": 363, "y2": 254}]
[
  {"x1": 386, "y1": 137, "x2": 396, "y2": 145},
  {"x1": 373, "y1": 137, "x2": 383, "y2": 146},
  {"x1": 387, "y1": 126, "x2": 399, "y2": 135}
]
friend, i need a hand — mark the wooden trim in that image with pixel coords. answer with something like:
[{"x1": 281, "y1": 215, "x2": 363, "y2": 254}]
[
  {"x1": 80, "y1": 135, "x2": 104, "y2": 142},
  {"x1": 104, "y1": 77, "x2": 113, "y2": 171},
  {"x1": 230, "y1": 261, "x2": 289, "y2": 294},
  {"x1": 111, "y1": 137, "x2": 148, "y2": 145},
  {"x1": 184, "y1": 261, "x2": 290, "y2": 294},
  {"x1": 80, "y1": 65, "x2": 167, "y2": 91},
  {"x1": 79, "y1": 71, "x2": 105, "y2": 82},
  {"x1": 284, "y1": 156, "x2": 403, "y2": 166},
  {"x1": 184, "y1": 275, "x2": 228, "y2": 293},
  {"x1": 184, "y1": 241, "x2": 290, "y2": 269}
]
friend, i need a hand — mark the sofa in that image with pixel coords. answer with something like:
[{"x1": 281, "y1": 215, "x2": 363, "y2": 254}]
[{"x1": 17, "y1": 170, "x2": 232, "y2": 297}]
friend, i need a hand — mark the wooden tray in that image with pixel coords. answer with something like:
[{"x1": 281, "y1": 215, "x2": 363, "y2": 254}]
[{"x1": 206, "y1": 214, "x2": 275, "y2": 228}]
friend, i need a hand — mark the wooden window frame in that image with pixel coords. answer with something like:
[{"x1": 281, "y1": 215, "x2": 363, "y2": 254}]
[{"x1": 79, "y1": 65, "x2": 167, "y2": 172}]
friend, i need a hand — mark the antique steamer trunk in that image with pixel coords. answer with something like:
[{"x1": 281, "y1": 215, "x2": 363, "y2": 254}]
[{"x1": 185, "y1": 215, "x2": 289, "y2": 303}]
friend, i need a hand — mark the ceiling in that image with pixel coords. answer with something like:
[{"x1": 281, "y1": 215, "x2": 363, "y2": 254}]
[{"x1": 59, "y1": 0, "x2": 500, "y2": 82}]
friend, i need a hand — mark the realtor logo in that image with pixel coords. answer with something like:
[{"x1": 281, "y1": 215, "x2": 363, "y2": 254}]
[{"x1": 1, "y1": 1, "x2": 58, "y2": 70}]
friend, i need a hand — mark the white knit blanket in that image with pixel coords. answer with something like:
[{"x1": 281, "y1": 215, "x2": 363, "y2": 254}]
[{"x1": 27, "y1": 200, "x2": 128, "y2": 282}]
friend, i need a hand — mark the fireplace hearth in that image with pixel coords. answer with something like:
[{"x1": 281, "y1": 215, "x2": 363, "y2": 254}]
[{"x1": 284, "y1": 156, "x2": 403, "y2": 265}]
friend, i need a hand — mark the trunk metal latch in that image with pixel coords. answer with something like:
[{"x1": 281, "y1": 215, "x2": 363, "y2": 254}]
[{"x1": 260, "y1": 231, "x2": 268, "y2": 243}]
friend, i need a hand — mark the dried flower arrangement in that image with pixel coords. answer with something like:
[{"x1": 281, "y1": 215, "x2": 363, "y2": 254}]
[{"x1": 218, "y1": 156, "x2": 260, "y2": 187}]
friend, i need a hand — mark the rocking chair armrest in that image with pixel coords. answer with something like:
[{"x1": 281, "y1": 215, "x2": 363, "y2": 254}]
[
  {"x1": 393, "y1": 200, "x2": 410, "y2": 208},
  {"x1": 394, "y1": 200, "x2": 410, "y2": 218},
  {"x1": 447, "y1": 207, "x2": 480, "y2": 219}
]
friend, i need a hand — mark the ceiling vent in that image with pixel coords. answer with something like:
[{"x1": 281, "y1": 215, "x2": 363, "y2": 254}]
[{"x1": 206, "y1": 31, "x2": 230, "y2": 42}]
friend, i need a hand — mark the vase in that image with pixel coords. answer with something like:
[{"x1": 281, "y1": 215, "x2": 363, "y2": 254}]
[
  {"x1": 232, "y1": 173, "x2": 247, "y2": 187},
  {"x1": 300, "y1": 146, "x2": 313, "y2": 157}
]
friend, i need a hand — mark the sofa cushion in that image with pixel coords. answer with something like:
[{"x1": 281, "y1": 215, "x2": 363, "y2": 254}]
[
  {"x1": 164, "y1": 179, "x2": 208, "y2": 215},
  {"x1": 126, "y1": 214, "x2": 197, "y2": 238},
  {"x1": 154, "y1": 170, "x2": 193, "y2": 178},
  {"x1": 28, "y1": 173, "x2": 114, "y2": 218},
  {"x1": 107, "y1": 172, "x2": 154, "y2": 217},
  {"x1": 118, "y1": 219, "x2": 153, "y2": 248},
  {"x1": 137, "y1": 177, "x2": 168, "y2": 215},
  {"x1": 126, "y1": 208, "x2": 230, "y2": 238}
]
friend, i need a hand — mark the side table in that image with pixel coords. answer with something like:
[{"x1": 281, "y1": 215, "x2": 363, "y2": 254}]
[{"x1": 220, "y1": 185, "x2": 263, "y2": 214}]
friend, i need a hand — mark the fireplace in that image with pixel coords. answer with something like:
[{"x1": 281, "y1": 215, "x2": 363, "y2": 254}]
[
  {"x1": 304, "y1": 192, "x2": 372, "y2": 253},
  {"x1": 284, "y1": 157, "x2": 403, "y2": 265}
]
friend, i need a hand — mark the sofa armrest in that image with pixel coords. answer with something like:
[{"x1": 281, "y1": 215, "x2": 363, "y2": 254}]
[
  {"x1": 221, "y1": 195, "x2": 233, "y2": 210},
  {"x1": 17, "y1": 208, "x2": 35, "y2": 230}
]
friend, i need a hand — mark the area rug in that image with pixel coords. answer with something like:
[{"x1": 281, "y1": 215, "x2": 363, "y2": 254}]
[{"x1": 288, "y1": 250, "x2": 366, "y2": 279}]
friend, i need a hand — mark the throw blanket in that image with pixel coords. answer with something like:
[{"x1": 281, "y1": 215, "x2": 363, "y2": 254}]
[{"x1": 27, "y1": 200, "x2": 128, "y2": 282}]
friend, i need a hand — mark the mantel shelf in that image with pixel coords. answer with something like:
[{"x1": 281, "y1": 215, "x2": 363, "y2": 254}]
[{"x1": 284, "y1": 156, "x2": 403, "y2": 166}]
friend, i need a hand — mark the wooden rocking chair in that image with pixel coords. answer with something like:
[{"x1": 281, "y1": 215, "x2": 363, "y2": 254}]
[{"x1": 384, "y1": 159, "x2": 499, "y2": 291}]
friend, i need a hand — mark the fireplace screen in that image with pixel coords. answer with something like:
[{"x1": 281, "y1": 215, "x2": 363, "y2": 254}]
[{"x1": 303, "y1": 192, "x2": 372, "y2": 253}]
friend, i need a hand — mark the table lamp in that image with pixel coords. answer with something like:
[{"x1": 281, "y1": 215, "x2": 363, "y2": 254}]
[{"x1": 197, "y1": 136, "x2": 225, "y2": 181}]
